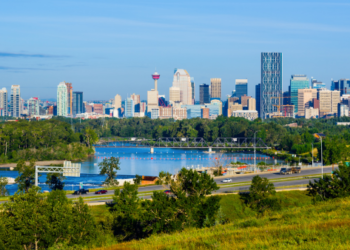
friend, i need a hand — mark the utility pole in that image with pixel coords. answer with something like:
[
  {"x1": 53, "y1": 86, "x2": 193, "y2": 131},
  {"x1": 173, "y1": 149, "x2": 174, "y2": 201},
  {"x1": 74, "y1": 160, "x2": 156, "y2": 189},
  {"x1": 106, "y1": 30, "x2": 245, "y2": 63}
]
[
  {"x1": 321, "y1": 136, "x2": 323, "y2": 179},
  {"x1": 254, "y1": 132, "x2": 257, "y2": 173},
  {"x1": 311, "y1": 143, "x2": 314, "y2": 167}
]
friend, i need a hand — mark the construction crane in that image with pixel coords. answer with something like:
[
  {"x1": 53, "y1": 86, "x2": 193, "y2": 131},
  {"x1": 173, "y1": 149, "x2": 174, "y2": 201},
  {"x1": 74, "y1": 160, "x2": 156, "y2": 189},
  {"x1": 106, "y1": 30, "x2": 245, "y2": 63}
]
[{"x1": 270, "y1": 96, "x2": 297, "y2": 118}]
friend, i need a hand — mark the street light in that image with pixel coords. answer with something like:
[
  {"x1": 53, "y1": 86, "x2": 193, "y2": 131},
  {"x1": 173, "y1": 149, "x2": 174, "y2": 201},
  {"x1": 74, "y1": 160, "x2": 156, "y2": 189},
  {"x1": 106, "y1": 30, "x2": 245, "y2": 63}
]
[
  {"x1": 321, "y1": 136, "x2": 323, "y2": 179},
  {"x1": 254, "y1": 131, "x2": 258, "y2": 173},
  {"x1": 311, "y1": 143, "x2": 314, "y2": 167}
]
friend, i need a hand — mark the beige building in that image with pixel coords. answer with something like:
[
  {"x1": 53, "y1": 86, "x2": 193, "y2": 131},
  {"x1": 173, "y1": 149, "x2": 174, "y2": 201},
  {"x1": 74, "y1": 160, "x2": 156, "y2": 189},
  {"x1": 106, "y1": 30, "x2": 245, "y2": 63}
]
[
  {"x1": 159, "y1": 107, "x2": 173, "y2": 119},
  {"x1": 227, "y1": 103, "x2": 242, "y2": 117},
  {"x1": 210, "y1": 78, "x2": 221, "y2": 99},
  {"x1": 240, "y1": 94, "x2": 251, "y2": 107},
  {"x1": 130, "y1": 93, "x2": 140, "y2": 105},
  {"x1": 169, "y1": 86, "x2": 181, "y2": 105},
  {"x1": 114, "y1": 94, "x2": 122, "y2": 109},
  {"x1": 173, "y1": 107, "x2": 187, "y2": 120},
  {"x1": 147, "y1": 89, "x2": 158, "y2": 113},
  {"x1": 232, "y1": 110, "x2": 258, "y2": 121},
  {"x1": 305, "y1": 107, "x2": 319, "y2": 119},
  {"x1": 171, "y1": 69, "x2": 192, "y2": 105},
  {"x1": 248, "y1": 98, "x2": 256, "y2": 111},
  {"x1": 297, "y1": 88, "x2": 317, "y2": 117},
  {"x1": 210, "y1": 99, "x2": 222, "y2": 116},
  {"x1": 318, "y1": 89, "x2": 340, "y2": 117}
]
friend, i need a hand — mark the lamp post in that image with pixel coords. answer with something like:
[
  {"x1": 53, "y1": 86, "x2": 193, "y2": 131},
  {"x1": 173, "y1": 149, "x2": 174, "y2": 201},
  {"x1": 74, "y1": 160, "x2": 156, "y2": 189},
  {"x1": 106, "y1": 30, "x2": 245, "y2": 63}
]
[
  {"x1": 254, "y1": 131, "x2": 258, "y2": 173},
  {"x1": 311, "y1": 143, "x2": 314, "y2": 167},
  {"x1": 321, "y1": 136, "x2": 323, "y2": 179}
]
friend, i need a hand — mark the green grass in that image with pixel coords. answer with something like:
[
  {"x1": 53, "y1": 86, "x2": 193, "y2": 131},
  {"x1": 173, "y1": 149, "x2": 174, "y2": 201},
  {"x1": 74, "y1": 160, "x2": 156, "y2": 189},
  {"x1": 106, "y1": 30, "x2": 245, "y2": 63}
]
[{"x1": 96, "y1": 192, "x2": 350, "y2": 250}]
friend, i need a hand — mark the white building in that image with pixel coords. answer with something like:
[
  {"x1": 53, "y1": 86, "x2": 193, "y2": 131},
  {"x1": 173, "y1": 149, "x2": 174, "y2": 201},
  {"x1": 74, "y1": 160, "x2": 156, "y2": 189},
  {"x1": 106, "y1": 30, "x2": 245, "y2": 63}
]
[
  {"x1": 28, "y1": 97, "x2": 40, "y2": 117},
  {"x1": 0, "y1": 88, "x2": 8, "y2": 116},
  {"x1": 125, "y1": 98, "x2": 134, "y2": 118},
  {"x1": 57, "y1": 82, "x2": 68, "y2": 116},
  {"x1": 232, "y1": 110, "x2": 258, "y2": 121},
  {"x1": 10, "y1": 85, "x2": 20, "y2": 117},
  {"x1": 171, "y1": 69, "x2": 192, "y2": 105},
  {"x1": 305, "y1": 107, "x2": 319, "y2": 119}
]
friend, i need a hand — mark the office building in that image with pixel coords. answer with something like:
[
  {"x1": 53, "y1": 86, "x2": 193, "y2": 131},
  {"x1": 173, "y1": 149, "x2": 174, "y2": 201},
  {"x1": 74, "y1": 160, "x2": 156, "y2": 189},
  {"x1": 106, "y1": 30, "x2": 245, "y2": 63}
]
[
  {"x1": 200, "y1": 84, "x2": 210, "y2": 104},
  {"x1": 210, "y1": 78, "x2": 221, "y2": 100},
  {"x1": 255, "y1": 84, "x2": 261, "y2": 117},
  {"x1": 169, "y1": 86, "x2": 181, "y2": 105},
  {"x1": 0, "y1": 88, "x2": 7, "y2": 116},
  {"x1": 172, "y1": 69, "x2": 192, "y2": 105},
  {"x1": 114, "y1": 94, "x2": 122, "y2": 109},
  {"x1": 151, "y1": 108, "x2": 159, "y2": 119},
  {"x1": 313, "y1": 99, "x2": 320, "y2": 109},
  {"x1": 147, "y1": 90, "x2": 159, "y2": 114},
  {"x1": 140, "y1": 101, "x2": 147, "y2": 114},
  {"x1": 338, "y1": 104, "x2": 349, "y2": 117},
  {"x1": 158, "y1": 96, "x2": 168, "y2": 107},
  {"x1": 331, "y1": 80, "x2": 339, "y2": 91},
  {"x1": 240, "y1": 94, "x2": 251, "y2": 107},
  {"x1": 201, "y1": 107, "x2": 209, "y2": 119},
  {"x1": 311, "y1": 79, "x2": 326, "y2": 90},
  {"x1": 305, "y1": 108, "x2": 319, "y2": 119},
  {"x1": 159, "y1": 107, "x2": 172, "y2": 119},
  {"x1": 173, "y1": 106, "x2": 187, "y2": 120},
  {"x1": 210, "y1": 99, "x2": 222, "y2": 116},
  {"x1": 130, "y1": 93, "x2": 140, "y2": 112},
  {"x1": 232, "y1": 110, "x2": 258, "y2": 121},
  {"x1": 125, "y1": 98, "x2": 135, "y2": 118},
  {"x1": 261, "y1": 52, "x2": 283, "y2": 119},
  {"x1": 318, "y1": 89, "x2": 340, "y2": 117},
  {"x1": 57, "y1": 82, "x2": 67, "y2": 116},
  {"x1": 248, "y1": 98, "x2": 256, "y2": 110},
  {"x1": 65, "y1": 82, "x2": 73, "y2": 115},
  {"x1": 339, "y1": 79, "x2": 350, "y2": 96},
  {"x1": 94, "y1": 104, "x2": 103, "y2": 115},
  {"x1": 73, "y1": 91, "x2": 83, "y2": 115},
  {"x1": 290, "y1": 75, "x2": 309, "y2": 113},
  {"x1": 235, "y1": 79, "x2": 248, "y2": 100},
  {"x1": 85, "y1": 103, "x2": 93, "y2": 113},
  {"x1": 28, "y1": 97, "x2": 40, "y2": 116},
  {"x1": 297, "y1": 88, "x2": 317, "y2": 117},
  {"x1": 191, "y1": 77, "x2": 195, "y2": 104},
  {"x1": 10, "y1": 85, "x2": 20, "y2": 117},
  {"x1": 182, "y1": 105, "x2": 219, "y2": 119}
]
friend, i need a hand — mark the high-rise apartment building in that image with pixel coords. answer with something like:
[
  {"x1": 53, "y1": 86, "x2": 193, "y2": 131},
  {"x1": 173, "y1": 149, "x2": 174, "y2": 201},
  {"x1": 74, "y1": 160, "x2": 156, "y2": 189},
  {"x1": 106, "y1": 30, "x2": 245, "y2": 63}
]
[
  {"x1": 125, "y1": 98, "x2": 134, "y2": 118},
  {"x1": 210, "y1": 78, "x2": 221, "y2": 100},
  {"x1": 235, "y1": 79, "x2": 248, "y2": 100},
  {"x1": 159, "y1": 107, "x2": 173, "y2": 119},
  {"x1": 171, "y1": 69, "x2": 192, "y2": 105},
  {"x1": 191, "y1": 77, "x2": 195, "y2": 104},
  {"x1": 199, "y1": 84, "x2": 210, "y2": 104},
  {"x1": 169, "y1": 86, "x2": 181, "y2": 105},
  {"x1": 248, "y1": 98, "x2": 256, "y2": 111},
  {"x1": 290, "y1": 75, "x2": 309, "y2": 113},
  {"x1": 65, "y1": 82, "x2": 73, "y2": 115},
  {"x1": 255, "y1": 84, "x2": 261, "y2": 117},
  {"x1": 0, "y1": 88, "x2": 8, "y2": 116},
  {"x1": 57, "y1": 82, "x2": 67, "y2": 116},
  {"x1": 10, "y1": 85, "x2": 20, "y2": 117},
  {"x1": 261, "y1": 52, "x2": 283, "y2": 118},
  {"x1": 28, "y1": 97, "x2": 40, "y2": 116},
  {"x1": 73, "y1": 91, "x2": 83, "y2": 115},
  {"x1": 297, "y1": 88, "x2": 317, "y2": 117}
]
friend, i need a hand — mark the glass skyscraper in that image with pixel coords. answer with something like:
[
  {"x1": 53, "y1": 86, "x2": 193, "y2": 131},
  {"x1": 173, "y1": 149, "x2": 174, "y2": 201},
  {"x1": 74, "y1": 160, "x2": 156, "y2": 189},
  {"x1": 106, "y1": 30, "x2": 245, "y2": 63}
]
[
  {"x1": 199, "y1": 84, "x2": 210, "y2": 104},
  {"x1": 190, "y1": 77, "x2": 195, "y2": 104},
  {"x1": 235, "y1": 79, "x2": 248, "y2": 100},
  {"x1": 255, "y1": 84, "x2": 260, "y2": 117},
  {"x1": 73, "y1": 91, "x2": 83, "y2": 116},
  {"x1": 125, "y1": 98, "x2": 134, "y2": 118},
  {"x1": 339, "y1": 79, "x2": 350, "y2": 96},
  {"x1": 261, "y1": 52, "x2": 283, "y2": 118},
  {"x1": 289, "y1": 75, "x2": 309, "y2": 113}
]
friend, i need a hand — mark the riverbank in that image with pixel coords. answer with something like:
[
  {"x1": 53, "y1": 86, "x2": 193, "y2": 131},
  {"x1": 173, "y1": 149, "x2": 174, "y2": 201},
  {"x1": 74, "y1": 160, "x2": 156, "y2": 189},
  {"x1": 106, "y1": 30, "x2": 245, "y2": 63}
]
[{"x1": 0, "y1": 160, "x2": 65, "y2": 169}]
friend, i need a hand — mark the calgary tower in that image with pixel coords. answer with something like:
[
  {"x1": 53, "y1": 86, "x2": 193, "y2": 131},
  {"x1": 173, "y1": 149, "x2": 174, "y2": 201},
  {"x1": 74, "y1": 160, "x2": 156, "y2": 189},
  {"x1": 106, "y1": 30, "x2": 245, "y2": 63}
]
[{"x1": 152, "y1": 71, "x2": 160, "y2": 91}]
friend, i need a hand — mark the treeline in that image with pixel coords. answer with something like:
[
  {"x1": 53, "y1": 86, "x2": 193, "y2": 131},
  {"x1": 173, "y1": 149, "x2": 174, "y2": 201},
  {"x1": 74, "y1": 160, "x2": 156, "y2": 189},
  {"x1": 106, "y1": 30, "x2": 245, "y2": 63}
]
[{"x1": 0, "y1": 119, "x2": 98, "y2": 163}]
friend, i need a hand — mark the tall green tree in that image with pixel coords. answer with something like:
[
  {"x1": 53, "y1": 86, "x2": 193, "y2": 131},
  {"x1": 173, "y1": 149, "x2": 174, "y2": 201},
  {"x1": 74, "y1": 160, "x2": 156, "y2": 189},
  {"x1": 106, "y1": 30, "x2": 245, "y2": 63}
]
[
  {"x1": 15, "y1": 158, "x2": 37, "y2": 192},
  {"x1": 46, "y1": 173, "x2": 66, "y2": 191},
  {"x1": 99, "y1": 156, "x2": 120, "y2": 186},
  {"x1": 0, "y1": 177, "x2": 9, "y2": 196}
]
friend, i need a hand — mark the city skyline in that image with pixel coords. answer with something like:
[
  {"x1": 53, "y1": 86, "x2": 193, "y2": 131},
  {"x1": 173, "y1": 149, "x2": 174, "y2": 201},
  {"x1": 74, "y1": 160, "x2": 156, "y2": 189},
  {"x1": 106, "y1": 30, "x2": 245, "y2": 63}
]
[{"x1": 1, "y1": 1, "x2": 350, "y2": 100}]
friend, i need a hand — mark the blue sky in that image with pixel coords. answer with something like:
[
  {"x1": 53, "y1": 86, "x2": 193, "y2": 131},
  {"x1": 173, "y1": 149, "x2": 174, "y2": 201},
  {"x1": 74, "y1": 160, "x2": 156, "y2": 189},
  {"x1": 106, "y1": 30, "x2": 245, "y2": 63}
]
[{"x1": 1, "y1": 0, "x2": 350, "y2": 101}]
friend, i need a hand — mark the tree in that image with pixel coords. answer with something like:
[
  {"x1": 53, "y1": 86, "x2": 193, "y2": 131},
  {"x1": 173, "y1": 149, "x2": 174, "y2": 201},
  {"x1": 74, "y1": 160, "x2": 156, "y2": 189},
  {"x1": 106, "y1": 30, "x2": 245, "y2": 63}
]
[
  {"x1": 0, "y1": 177, "x2": 9, "y2": 196},
  {"x1": 15, "y1": 158, "x2": 37, "y2": 192},
  {"x1": 133, "y1": 174, "x2": 142, "y2": 185},
  {"x1": 46, "y1": 173, "x2": 66, "y2": 190},
  {"x1": 99, "y1": 156, "x2": 120, "y2": 186},
  {"x1": 84, "y1": 128, "x2": 99, "y2": 148},
  {"x1": 240, "y1": 175, "x2": 280, "y2": 216},
  {"x1": 155, "y1": 171, "x2": 172, "y2": 187}
]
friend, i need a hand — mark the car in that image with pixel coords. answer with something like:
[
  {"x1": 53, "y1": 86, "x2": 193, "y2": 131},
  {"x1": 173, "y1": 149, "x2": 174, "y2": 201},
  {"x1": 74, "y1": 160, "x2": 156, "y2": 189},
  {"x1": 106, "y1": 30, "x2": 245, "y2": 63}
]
[
  {"x1": 95, "y1": 190, "x2": 108, "y2": 194},
  {"x1": 164, "y1": 190, "x2": 172, "y2": 194},
  {"x1": 222, "y1": 178, "x2": 232, "y2": 183},
  {"x1": 73, "y1": 189, "x2": 89, "y2": 195}
]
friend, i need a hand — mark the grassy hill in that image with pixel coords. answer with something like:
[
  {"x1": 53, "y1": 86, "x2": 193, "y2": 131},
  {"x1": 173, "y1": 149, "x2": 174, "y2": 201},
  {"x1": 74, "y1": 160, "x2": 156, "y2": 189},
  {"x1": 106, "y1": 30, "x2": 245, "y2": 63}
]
[{"x1": 93, "y1": 191, "x2": 350, "y2": 250}]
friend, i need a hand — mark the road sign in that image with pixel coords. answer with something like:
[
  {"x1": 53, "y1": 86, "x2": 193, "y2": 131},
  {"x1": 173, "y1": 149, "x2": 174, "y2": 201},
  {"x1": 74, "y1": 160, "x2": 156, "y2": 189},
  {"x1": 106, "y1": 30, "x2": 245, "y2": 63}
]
[{"x1": 79, "y1": 182, "x2": 83, "y2": 189}]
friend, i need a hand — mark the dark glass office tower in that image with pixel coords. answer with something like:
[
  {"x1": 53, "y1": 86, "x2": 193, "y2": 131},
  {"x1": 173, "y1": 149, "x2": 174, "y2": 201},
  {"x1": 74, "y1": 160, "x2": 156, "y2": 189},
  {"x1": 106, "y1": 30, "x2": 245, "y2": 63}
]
[
  {"x1": 73, "y1": 91, "x2": 83, "y2": 116},
  {"x1": 235, "y1": 79, "x2": 248, "y2": 100},
  {"x1": 255, "y1": 84, "x2": 260, "y2": 118},
  {"x1": 261, "y1": 52, "x2": 283, "y2": 119},
  {"x1": 200, "y1": 84, "x2": 210, "y2": 104}
]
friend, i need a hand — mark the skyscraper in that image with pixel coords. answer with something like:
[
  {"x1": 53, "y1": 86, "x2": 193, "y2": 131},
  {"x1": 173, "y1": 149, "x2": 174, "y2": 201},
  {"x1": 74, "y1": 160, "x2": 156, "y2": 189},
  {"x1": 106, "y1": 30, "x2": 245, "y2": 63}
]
[
  {"x1": 339, "y1": 79, "x2": 350, "y2": 96},
  {"x1": 261, "y1": 52, "x2": 283, "y2": 118},
  {"x1": 210, "y1": 78, "x2": 221, "y2": 100},
  {"x1": 172, "y1": 69, "x2": 192, "y2": 105},
  {"x1": 200, "y1": 84, "x2": 210, "y2": 104},
  {"x1": 311, "y1": 79, "x2": 326, "y2": 90},
  {"x1": 191, "y1": 77, "x2": 195, "y2": 104},
  {"x1": 65, "y1": 82, "x2": 73, "y2": 115},
  {"x1": 169, "y1": 86, "x2": 181, "y2": 105},
  {"x1": 28, "y1": 97, "x2": 40, "y2": 116},
  {"x1": 10, "y1": 85, "x2": 20, "y2": 117},
  {"x1": 114, "y1": 94, "x2": 121, "y2": 109},
  {"x1": 125, "y1": 98, "x2": 135, "y2": 118},
  {"x1": 289, "y1": 75, "x2": 309, "y2": 113},
  {"x1": 235, "y1": 79, "x2": 248, "y2": 100},
  {"x1": 130, "y1": 93, "x2": 140, "y2": 112},
  {"x1": 73, "y1": 91, "x2": 83, "y2": 115},
  {"x1": 255, "y1": 84, "x2": 261, "y2": 117},
  {"x1": 0, "y1": 88, "x2": 8, "y2": 116},
  {"x1": 57, "y1": 82, "x2": 68, "y2": 116}
]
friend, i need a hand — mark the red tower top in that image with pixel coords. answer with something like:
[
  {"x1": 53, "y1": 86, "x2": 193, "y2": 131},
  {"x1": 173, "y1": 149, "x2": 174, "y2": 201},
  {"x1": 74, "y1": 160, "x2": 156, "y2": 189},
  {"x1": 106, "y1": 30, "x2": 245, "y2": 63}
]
[{"x1": 152, "y1": 72, "x2": 160, "y2": 80}]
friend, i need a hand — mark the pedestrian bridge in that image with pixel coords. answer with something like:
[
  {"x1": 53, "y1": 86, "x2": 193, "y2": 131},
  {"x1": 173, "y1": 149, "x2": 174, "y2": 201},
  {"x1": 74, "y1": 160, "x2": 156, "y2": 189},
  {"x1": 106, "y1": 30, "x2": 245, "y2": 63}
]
[{"x1": 94, "y1": 137, "x2": 270, "y2": 149}]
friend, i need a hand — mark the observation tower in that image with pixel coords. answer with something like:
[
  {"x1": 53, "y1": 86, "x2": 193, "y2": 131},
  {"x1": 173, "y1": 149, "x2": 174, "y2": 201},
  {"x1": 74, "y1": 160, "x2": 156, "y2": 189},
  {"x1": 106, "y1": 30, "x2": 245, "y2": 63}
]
[{"x1": 152, "y1": 71, "x2": 160, "y2": 91}]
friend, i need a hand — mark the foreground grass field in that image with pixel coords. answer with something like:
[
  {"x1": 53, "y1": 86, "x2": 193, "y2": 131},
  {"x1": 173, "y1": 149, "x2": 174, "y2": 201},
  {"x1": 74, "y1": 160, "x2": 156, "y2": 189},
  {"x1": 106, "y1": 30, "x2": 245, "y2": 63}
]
[{"x1": 94, "y1": 191, "x2": 350, "y2": 250}]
